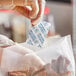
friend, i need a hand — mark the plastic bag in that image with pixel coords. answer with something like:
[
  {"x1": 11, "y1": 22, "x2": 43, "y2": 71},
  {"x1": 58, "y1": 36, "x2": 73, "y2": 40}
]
[
  {"x1": 21, "y1": 35, "x2": 75, "y2": 76},
  {"x1": 0, "y1": 35, "x2": 75, "y2": 76},
  {"x1": 0, "y1": 44, "x2": 45, "y2": 76},
  {"x1": 36, "y1": 35, "x2": 75, "y2": 76},
  {"x1": 20, "y1": 35, "x2": 61, "y2": 52},
  {"x1": 0, "y1": 48, "x2": 68, "y2": 76}
]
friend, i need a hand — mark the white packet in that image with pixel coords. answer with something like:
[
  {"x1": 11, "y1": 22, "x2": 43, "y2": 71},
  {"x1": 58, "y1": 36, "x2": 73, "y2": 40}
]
[
  {"x1": 36, "y1": 35, "x2": 75, "y2": 76},
  {"x1": 26, "y1": 21, "x2": 51, "y2": 48}
]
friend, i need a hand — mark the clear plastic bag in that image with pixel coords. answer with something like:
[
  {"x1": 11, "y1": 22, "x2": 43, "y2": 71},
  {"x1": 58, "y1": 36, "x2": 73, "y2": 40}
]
[
  {"x1": 0, "y1": 35, "x2": 75, "y2": 76},
  {"x1": 36, "y1": 35, "x2": 75, "y2": 76},
  {"x1": 0, "y1": 44, "x2": 45, "y2": 76}
]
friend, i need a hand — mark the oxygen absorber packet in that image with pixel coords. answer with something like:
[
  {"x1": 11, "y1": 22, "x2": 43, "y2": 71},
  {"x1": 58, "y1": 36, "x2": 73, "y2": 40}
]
[{"x1": 26, "y1": 21, "x2": 51, "y2": 48}]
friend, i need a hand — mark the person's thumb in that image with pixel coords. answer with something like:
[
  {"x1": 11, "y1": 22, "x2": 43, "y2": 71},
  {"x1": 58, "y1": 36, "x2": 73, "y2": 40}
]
[{"x1": 60, "y1": 71, "x2": 71, "y2": 76}]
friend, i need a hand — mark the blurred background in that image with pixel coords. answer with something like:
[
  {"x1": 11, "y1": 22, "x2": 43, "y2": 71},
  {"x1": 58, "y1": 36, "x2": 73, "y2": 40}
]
[
  {"x1": 0, "y1": 0, "x2": 73, "y2": 43},
  {"x1": 45, "y1": 0, "x2": 72, "y2": 36}
]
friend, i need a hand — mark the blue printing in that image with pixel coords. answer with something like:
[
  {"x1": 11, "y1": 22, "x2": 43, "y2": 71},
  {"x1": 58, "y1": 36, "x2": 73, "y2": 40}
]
[
  {"x1": 29, "y1": 30, "x2": 36, "y2": 41},
  {"x1": 27, "y1": 40, "x2": 33, "y2": 45},
  {"x1": 37, "y1": 33, "x2": 44, "y2": 44},
  {"x1": 38, "y1": 23, "x2": 46, "y2": 36},
  {"x1": 27, "y1": 21, "x2": 50, "y2": 47},
  {"x1": 29, "y1": 30, "x2": 39, "y2": 44},
  {"x1": 34, "y1": 28, "x2": 39, "y2": 33}
]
